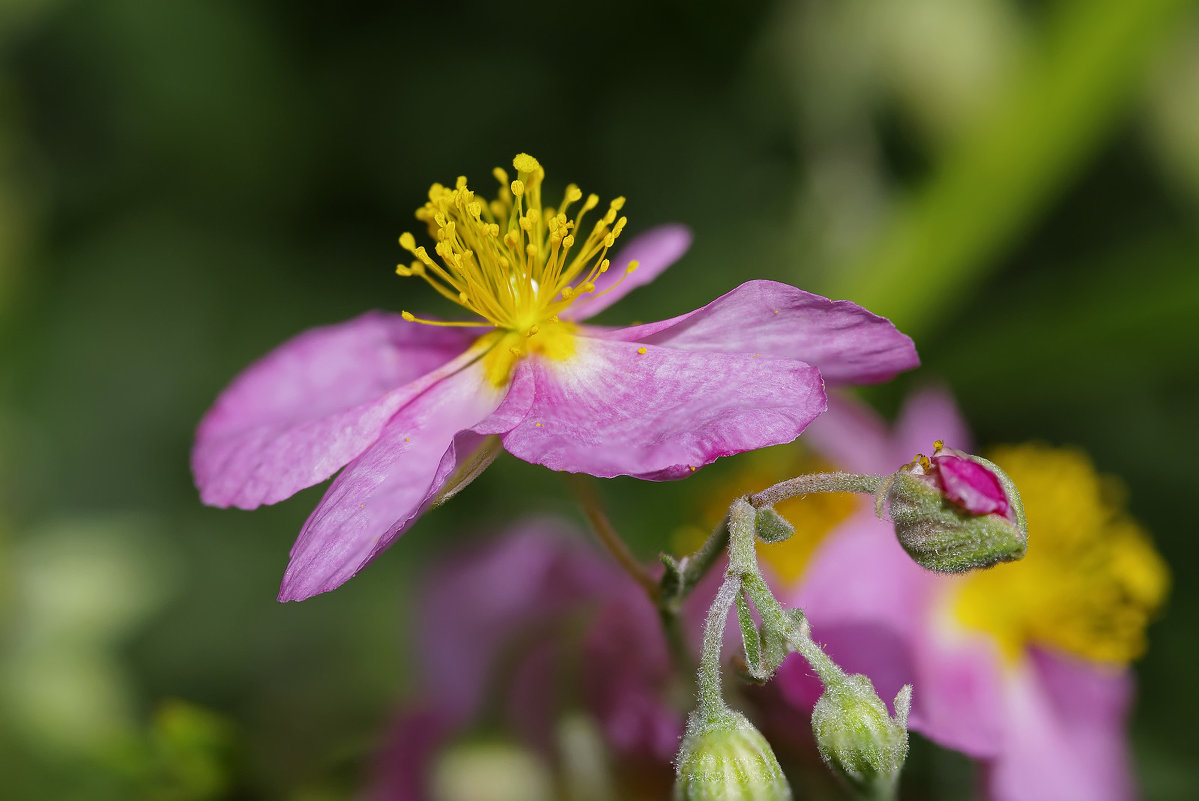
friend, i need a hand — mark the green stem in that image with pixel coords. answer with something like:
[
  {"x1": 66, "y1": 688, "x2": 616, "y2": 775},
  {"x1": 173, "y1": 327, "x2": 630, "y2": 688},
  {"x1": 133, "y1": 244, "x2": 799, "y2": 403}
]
[
  {"x1": 750, "y1": 472, "x2": 883, "y2": 509},
  {"x1": 696, "y1": 570, "x2": 742, "y2": 720},
  {"x1": 729, "y1": 498, "x2": 846, "y2": 687}
]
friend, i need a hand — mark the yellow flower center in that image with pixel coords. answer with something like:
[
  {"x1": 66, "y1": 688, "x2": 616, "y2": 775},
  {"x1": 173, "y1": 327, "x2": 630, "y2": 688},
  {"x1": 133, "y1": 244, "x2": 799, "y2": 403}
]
[
  {"x1": 394, "y1": 153, "x2": 637, "y2": 385},
  {"x1": 952, "y1": 444, "x2": 1169, "y2": 665}
]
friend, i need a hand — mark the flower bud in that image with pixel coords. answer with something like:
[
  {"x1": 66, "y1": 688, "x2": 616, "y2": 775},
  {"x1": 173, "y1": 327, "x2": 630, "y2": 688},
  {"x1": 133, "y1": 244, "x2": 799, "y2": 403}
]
[
  {"x1": 880, "y1": 442, "x2": 1027, "y2": 573},
  {"x1": 811, "y1": 676, "x2": 911, "y2": 798},
  {"x1": 675, "y1": 709, "x2": 792, "y2": 801},
  {"x1": 754, "y1": 506, "x2": 795, "y2": 544}
]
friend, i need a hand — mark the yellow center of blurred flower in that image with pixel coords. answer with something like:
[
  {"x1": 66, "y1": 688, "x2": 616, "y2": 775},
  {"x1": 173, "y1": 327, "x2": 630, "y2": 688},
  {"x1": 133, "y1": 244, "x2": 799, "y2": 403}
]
[
  {"x1": 394, "y1": 153, "x2": 636, "y2": 385},
  {"x1": 952, "y1": 444, "x2": 1169, "y2": 665}
]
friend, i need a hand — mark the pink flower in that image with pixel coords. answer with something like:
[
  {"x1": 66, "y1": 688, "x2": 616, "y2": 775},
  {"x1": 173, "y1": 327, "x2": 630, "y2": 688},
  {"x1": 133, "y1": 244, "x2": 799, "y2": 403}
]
[
  {"x1": 364, "y1": 520, "x2": 695, "y2": 801},
  {"x1": 191, "y1": 154, "x2": 918, "y2": 601},
  {"x1": 763, "y1": 389, "x2": 1168, "y2": 801}
]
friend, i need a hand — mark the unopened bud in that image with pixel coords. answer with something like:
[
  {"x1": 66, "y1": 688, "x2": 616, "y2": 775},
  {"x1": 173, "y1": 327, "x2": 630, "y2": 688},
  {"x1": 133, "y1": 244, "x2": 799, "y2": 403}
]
[
  {"x1": 879, "y1": 444, "x2": 1027, "y2": 573},
  {"x1": 754, "y1": 506, "x2": 795, "y2": 544},
  {"x1": 675, "y1": 709, "x2": 791, "y2": 801},
  {"x1": 812, "y1": 676, "x2": 911, "y2": 798}
]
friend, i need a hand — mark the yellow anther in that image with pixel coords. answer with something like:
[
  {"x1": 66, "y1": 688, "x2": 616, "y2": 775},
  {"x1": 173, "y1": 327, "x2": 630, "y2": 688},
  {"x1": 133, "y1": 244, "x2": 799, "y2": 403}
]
[
  {"x1": 513, "y1": 153, "x2": 541, "y2": 174},
  {"x1": 626, "y1": 260, "x2": 640, "y2": 273},
  {"x1": 395, "y1": 154, "x2": 630, "y2": 352},
  {"x1": 401, "y1": 311, "x2": 416, "y2": 321},
  {"x1": 396, "y1": 264, "x2": 411, "y2": 276},
  {"x1": 637, "y1": 346, "x2": 647, "y2": 355},
  {"x1": 934, "y1": 440, "x2": 945, "y2": 452},
  {"x1": 610, "y1": 196, "x2": 626, "y2": 211}
]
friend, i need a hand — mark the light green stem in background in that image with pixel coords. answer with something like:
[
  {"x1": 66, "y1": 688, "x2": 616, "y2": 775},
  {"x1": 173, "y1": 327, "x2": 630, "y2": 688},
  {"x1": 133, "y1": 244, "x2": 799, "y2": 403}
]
[{"x1": 830, "y1": 0, "x2": 1196, "y2": 338}]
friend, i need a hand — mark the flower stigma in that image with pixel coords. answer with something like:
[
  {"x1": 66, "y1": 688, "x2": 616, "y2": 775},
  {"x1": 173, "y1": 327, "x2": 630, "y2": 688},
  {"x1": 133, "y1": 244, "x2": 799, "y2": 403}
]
[{"x1": 395, "y1": 153, "x2": 638, "y2": 386}]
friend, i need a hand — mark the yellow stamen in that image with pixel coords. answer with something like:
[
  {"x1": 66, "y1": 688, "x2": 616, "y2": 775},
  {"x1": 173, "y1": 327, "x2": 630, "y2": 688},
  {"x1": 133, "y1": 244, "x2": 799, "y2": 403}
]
[{"x1": 396, "y1": 154, "x2": 632, "y2": 360}]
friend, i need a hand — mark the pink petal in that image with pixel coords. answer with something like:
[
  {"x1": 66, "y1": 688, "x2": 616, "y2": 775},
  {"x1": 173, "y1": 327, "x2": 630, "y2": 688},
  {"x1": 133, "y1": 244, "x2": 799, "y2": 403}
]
[
  {"x1": 499, "y1": 336, "x2": 826, "y2": 480},
  {"x1": 986, "y1": 656, "x2": 1135, "y2": 801},
  {"x1": 560, "y1": 224, "x2": 692, "y2": 321},
  {"x1": 933, "y1": 454, "x2": 1009, "y2": 517},
  {"x1": 278, "y1": 361, "x2": 519, "y2": 601},
  {"x1": 905, "y1": 619, "x2": 1006, "y2": 759},
  {"x1": 803, "y1": 393, "x2": 896, "y2": 475},
  {"x1": 891, "y1": 385, "x2": 973, "y2": 460},
  {"x1": 593, "y1": 280, "x2": 918, "y2": 385},
  {"x1": 193, "y1": 312, "x2": 476, "y2": 509}
]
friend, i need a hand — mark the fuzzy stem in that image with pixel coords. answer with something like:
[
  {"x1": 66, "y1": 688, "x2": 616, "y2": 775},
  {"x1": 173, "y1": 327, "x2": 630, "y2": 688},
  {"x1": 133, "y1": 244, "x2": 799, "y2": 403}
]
[
  {"x1": 750, "y1": 471, "x2": 884, "y2": 508},
  {"x1": 696, "y1": 571, "x2": 742, "y2": 720}
]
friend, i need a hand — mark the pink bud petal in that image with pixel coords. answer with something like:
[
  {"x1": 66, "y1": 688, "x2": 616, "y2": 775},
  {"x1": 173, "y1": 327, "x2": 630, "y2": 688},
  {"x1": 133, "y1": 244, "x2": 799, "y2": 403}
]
[{"x1": 933, "y1": 454, "x2": 1009, "y2": 517}]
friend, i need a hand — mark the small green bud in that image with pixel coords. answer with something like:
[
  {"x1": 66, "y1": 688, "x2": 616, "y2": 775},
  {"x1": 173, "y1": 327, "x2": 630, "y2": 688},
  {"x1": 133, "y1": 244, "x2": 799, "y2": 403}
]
[
  {"x1": 754, "y1": 506, "x2": 795, "y2": 543},
  {"x1": 811, "y1": 676, "x2": 911, "y2": 798},
  {"x1": 879, "y1": 444, "x2": 1028, "y2": 572},
  {"x1": 675, "y1": 709, "x2": 792, "y2": 801}
]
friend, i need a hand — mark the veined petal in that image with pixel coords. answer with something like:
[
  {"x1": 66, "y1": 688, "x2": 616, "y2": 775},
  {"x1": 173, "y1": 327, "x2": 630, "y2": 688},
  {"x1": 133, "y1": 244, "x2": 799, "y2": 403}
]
[
  {"x1": 561, "y1": 224, "x2": 692, "y2": 321},
  {"x1": 500, "y1": 337, "x2": 826, "y2": 480},
  {"x1": 278, "y1": 361, "x2": 518, "y2": 602},
  {"x1": 593, "y1": 280, "x2": 918, "y2": 385},
  {"x1": 193, "y1": 312, "x2": 475, "y2": 509}
]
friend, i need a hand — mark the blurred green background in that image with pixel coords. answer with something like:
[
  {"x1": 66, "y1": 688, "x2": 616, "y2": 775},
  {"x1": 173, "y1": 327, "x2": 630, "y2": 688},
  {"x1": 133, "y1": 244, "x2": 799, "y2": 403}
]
[{"x1": 2, "y1": 0, "x2": 1197, "y2": 797}]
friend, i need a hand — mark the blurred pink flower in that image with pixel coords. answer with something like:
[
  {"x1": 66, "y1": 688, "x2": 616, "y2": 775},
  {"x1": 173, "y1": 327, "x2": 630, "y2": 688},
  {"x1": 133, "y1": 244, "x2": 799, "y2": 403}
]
[
  {"x1": 192, "y1": 154, "x2": 917, "y2": 601},
  {"x1": 364, "y1": 520, "x2": 696, "y2": 801},
  {"x1": 764, "y1": 389, "x2": 1167, "y2": 801}
]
